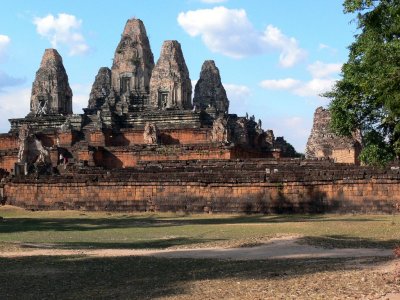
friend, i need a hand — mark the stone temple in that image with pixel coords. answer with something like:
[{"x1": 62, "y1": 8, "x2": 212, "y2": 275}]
[
  {"x1": 305, "y1": 107, "x2": 362, "y2": 164},
  {"x1": 0, "y1": 18, "x2": 399, "y2": 213},
  {"x1": 0, "y1": 18, "x2": 297, "y2": 174}
]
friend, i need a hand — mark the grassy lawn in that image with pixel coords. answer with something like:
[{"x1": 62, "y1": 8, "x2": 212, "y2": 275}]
[
  {"x1": 1, "y1": 205, "x2": 399, "y2": 299},
  {"x1": 1, "y1": 205, "x2": 399, "y2": 250}
]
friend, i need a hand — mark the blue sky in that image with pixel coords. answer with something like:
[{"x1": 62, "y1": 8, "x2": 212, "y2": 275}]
[{"x1": 0, "y1": 0, "x2": 357, "y2": 152}]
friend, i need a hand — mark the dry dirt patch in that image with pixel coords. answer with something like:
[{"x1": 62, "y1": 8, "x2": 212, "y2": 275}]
[{"x1": 0, "y1": 236, "x2": 394, "y2": 260}]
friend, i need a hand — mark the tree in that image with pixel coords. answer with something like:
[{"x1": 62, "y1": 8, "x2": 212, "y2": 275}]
[{"x1": 325, "y1": 0, "x2": 400, "y2": 166}]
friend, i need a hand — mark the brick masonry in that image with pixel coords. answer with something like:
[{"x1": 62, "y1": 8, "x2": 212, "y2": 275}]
[{"x1": 3, "y1": 159, "x2": 400, "y2": 213}]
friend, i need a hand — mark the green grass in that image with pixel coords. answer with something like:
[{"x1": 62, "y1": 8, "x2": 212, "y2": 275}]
[
  {"x1": 1, "y1": 206, "x2": 400, "y2": 299},
  {"x1": 1, "y1": 206, "x2": 399, "y2": 250}
]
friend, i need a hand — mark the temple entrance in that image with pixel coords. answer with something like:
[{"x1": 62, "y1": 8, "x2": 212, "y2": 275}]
[
  {"x1": 120, "y1": 77, "x2": 131, "y2": 94},
  {"x1": 158, "y1": 91, "x2": 168, "y2": 109}
]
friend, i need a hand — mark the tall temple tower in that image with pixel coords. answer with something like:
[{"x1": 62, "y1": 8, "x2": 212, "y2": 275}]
[
  {"x1": 193, "y1": 60, "x2": 229, "y2": 114},
  {"x1": 149, "y1": 40, "x2": 192, "y2": 110},
  {"x1": 29, "y1": 49, "x2": 73, "y2": 116},
  {"x1": 111, "y1": 18, "x2": 155, "y2": 111}
]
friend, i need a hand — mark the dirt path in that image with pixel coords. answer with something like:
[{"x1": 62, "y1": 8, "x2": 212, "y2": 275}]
[{"x1": 0, "y1": 236, "x2": 394, "y2": 260}]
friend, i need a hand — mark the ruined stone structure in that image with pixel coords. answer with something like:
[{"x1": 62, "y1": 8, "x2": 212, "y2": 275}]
[
  {"x1": 2, "y1": 18, "x2": 295, "y2": 173},
  {"x1": 88, "y1": 67, "x2": 112, "y2": 110},
  {"x1": 211, "y1": 116, "x2": 229, "y2": 143},
  {"x1": 305, "y1": 107, "x2": 362, "y2": 164},
  {"x1": 193, "y1": 60, "x2": 229, "y2": 114},
  {"x1": 110, "y1": 18, "x2": 155, "y2": 113},
  {"x1": 149, "y1": 40, "x2": 192, "y2": 110},
  {"x1": 3, "y1": 159, "x2": 400, "y2": 213},
  {"x1": 8, "y1": 48, "x2": 81, "y2": 133},
  {"x1": 29, "y1": 49, "x2": 73, "y2": 116},
  {"x1": 143, "y1": 122, "x2": 159, "y2": 144},
  {"x1": 0, "y1": 18, "x2": 395, "y2": 213}
]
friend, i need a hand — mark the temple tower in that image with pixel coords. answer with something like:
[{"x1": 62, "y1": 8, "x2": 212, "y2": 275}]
[
  {"x1": 88, "y1": 67, "x2": 112, "y2": 110},
  {"x1": 111, "y1": 18, "x2": 154, "y2": 110},
  {"x1": 29, "y1": 49, "x2": 73, "y2": 116},
  {"x1": 149, "y1": 40, "x2": 192, "y2": 110},
  {"x1": 194, "y1": 60, "x2": 229, "y2": 114}
]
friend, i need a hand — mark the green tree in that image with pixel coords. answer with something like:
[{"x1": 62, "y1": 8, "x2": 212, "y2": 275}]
[{"x1": 325, "y1": 0, "x2": 400, "y2": 165}]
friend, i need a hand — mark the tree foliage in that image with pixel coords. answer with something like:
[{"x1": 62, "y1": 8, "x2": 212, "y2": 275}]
[{"x1": 325, "y1": 0, "x2": 400, "y2": 165}]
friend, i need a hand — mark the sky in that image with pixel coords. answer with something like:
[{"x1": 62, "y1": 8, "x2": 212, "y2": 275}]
[{"x1": 0, "y1": 0, "x2": 358, "y2": 152}]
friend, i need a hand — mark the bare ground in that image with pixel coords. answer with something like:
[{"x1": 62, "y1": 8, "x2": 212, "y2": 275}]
[
  {"x1": 0, "y1": 236, "x2": 394, "y2": 260},
  {"x1": 1, "y1": 235, "x2": 399, "y2": 299}
]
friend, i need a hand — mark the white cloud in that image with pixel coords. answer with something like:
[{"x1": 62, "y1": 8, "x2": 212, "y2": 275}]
[
  {"x1": 263, "y1": 115, "x2": 311, "y2": 152},
  {"x1": 261, "y1": 25, "x2": 307, "y2": 68},
  {"x1": 307, "y1": 61, "x2": 342, "y2": 78},
  {"x1": 178, "y1": 7, "x2": 306, "y2": 67},
  {"x1": 224, "y1": 83, "x2": 251, "y2": 114},
  {"x1": 318, "y1": 43, "x2": 329, "y2": 50},
  {"x1": 0, "y1": 87, "x2": 30, "y2": 132},
  {"x1": 71, "y1": 83, "x2": 91, "y2": 114},
  {"x1": 281, "y1": 116, "x2": 310, "y2": 151},
  {"x1": 33, "y1": 13, "x2": 90, "y2": 56},
  {"x1": 259, "y1": 78, "x2": 300, "y2": 90},
  {"x1": 293, "y1": 78, "x2": 336, "y2": 97},
  {"x1": 201, "y1": 0, "x2": 227, "y2": 3},
  {"x1": 0, "y1": 35, "x2": 11, "y2": 61},
  {"x1": 318, "y1": 43, "x2": 338, "y2": 55},
  {"x1": 191, "y1": 80, "x2": 197, "y2": 96},
  {"x1": 224, "y1": 83, "x2": 251, "y2": 100},
  {"x1": 260, "y1": 60, "x2": 341, "y2": 99}
]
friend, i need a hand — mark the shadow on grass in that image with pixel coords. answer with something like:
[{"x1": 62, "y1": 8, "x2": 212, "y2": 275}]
[
  {"x1": 0, "y1": 214, "x2": 389, "y2": 234},
  {"x1": 18, "y1": 234, "x2": 400, "y2": 251},
  {"x1": 20, "y1": 237, "x2": 225, "y2": 250},
  {"x1": 300, "y1": 235, "x2": 400, "y2": 249},
  {"x1": 0, "y1": 255, "x2": 391, "y2": 299}
]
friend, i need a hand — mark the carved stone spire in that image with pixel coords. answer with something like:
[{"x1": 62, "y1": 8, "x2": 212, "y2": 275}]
[
  {"x1": 149, "y1": 40, "x2": 192, "y2": 110},
  {"x1": 88, "y1": 67, "x2": 111, "y2": 110},
  {"x1": 193, "y1": 60, "x2": 229, "y2": 113},
  {"x1": 111, "y1": 18, "x2": 154, "y2": 98},
  {"x1": 30, "y1": 49, "x2": 73, "y2": 116}
]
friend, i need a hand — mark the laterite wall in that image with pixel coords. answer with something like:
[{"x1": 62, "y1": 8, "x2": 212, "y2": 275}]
[{"x1": 4, "y1": 178, "x2": 399, "y2": 213}]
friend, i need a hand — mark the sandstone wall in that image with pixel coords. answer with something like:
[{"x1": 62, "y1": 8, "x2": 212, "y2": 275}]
[
  {"x1": 92, "y1": 147, "x2": 232, "y2": 168},
  {"x1": 0, "y1": 134, "x2": 18, "y2": 150},
  {"x1": 0, "y1": 152, "x2": 18, "y2": 172},
  {"x1": 101, "y1": 128, "x2": 212, "y2": 146},
  {"x1": 4, "y1": 159, "x2": 400, "y2": 213},
  {"x1": 331, "y1": 149, "x2": 359, "y2": 164},
  {"x1": 5, "y1": 178, "x2": 399, "y2": 213}
]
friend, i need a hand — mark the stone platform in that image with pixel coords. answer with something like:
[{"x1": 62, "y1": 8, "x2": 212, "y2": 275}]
[{"x1": 2, "y1": 158, "x2": 399, "y2": 213}]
